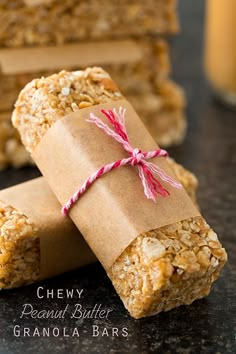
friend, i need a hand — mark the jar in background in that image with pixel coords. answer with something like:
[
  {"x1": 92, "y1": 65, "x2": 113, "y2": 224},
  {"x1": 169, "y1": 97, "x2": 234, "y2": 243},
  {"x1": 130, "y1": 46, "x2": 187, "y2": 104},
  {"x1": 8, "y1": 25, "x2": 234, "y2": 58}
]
[{"x1": 204, "y1": 0, "x2": 236, "y2": 107}]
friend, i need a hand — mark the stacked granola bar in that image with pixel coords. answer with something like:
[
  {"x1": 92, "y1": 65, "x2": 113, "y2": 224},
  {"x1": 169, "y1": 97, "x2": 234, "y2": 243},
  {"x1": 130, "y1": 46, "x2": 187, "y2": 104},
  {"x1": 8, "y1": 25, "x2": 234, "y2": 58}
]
[
  {"x1": 0, "y1": 0, "x2": 185, "y2": 170},
  {"x1": 0, "y1": 0, "x2": 179, "y2": 46}
]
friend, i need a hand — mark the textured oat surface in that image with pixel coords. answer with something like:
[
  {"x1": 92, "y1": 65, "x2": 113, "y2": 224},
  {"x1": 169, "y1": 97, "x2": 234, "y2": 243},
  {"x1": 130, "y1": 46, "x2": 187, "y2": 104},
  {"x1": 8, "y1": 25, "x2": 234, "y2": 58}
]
[
  {"x1": 0, "y1": 0, "x2": 179, "y2": 48},
  {"x1": 12, "y1": 67, "x2": 227, "y2": 318},
  {"x1": 0, "y1": 200, "x2": 39, "y2": 288},
  {"x1": 13, "y1": 68, "x2": 123, "y2": 153},
  {"x1": 108, "y1": 216, "x2": 226, "y2": 318},
  {"x1": 0, "y1": 112, "x2": 32, "y2": 170}
]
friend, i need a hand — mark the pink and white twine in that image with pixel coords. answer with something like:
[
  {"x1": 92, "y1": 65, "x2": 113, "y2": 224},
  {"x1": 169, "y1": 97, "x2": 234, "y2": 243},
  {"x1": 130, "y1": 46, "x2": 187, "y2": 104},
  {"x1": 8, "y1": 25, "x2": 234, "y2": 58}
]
[{"x1": 62, "y1": 107, "x2": 182, "y2": 215}]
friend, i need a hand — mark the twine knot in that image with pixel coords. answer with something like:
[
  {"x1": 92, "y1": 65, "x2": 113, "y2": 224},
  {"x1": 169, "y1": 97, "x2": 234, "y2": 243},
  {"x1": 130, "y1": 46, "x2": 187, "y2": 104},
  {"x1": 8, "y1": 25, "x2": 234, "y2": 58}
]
[{"x1": 131, "y1": 148, "x2": 144, "y2": 166}]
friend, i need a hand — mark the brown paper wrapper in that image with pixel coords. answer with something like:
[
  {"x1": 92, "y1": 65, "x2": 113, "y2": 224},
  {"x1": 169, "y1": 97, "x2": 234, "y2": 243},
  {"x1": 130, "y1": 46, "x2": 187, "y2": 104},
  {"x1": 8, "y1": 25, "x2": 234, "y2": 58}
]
[
  {"x1": 0, "y1": 40, "x2": 142, "y2": 75},
  {"x1": 0, "y1": 178, "x2": 96, "y2": 279},
  {"x1": 33, "y1": 99, "x2": 200, "y2": 271}
]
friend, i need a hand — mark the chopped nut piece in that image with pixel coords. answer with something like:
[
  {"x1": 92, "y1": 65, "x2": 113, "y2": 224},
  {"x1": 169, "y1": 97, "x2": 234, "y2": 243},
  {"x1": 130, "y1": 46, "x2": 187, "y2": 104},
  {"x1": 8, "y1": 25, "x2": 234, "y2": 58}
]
[{"x1": 142, "y1": 238, "x2": 166, "y2": 261}]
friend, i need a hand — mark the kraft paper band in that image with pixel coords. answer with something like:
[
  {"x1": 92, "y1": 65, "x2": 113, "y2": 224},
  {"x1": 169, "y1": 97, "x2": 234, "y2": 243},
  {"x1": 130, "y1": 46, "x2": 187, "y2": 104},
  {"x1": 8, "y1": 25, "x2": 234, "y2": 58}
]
[
  {"x1": 0, "y1": 178, "x2": 96, "y2": 279},
  {"x1": 0, "y1": 40, "x2": 142, "y2": 75},
  {"x1": 32, "y1": 99, "x2": 200, "y2": 271}
]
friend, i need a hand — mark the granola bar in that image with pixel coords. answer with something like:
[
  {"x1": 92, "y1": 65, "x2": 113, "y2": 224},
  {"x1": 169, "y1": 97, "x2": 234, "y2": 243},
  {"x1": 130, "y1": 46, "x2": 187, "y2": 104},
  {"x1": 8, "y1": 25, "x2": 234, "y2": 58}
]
[
  {"x1": 0, "y1": 38, "x2": 186, "y2": 150},
  {"x1": 0, "y1": 155, "x2": 197, "y2": 290},
  {"x1": 0, "y1": 0, "x2": 179, "y2": 48},
  {"x1": 0, "y1": 39, "x2": 170, "y2": 111},
  {"x1": 0, "y1": 178, "x2": 96, "y2": 289},
  {"x1": 12, "y1": 68, "x2": 227, "y2": 318}
]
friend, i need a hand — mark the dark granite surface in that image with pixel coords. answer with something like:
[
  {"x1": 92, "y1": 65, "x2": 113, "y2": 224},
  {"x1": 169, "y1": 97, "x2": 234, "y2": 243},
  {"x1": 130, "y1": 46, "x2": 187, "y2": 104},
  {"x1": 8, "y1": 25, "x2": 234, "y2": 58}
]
[{"x1": 0, "y1": 1, "x2": 235, "y2": 353}]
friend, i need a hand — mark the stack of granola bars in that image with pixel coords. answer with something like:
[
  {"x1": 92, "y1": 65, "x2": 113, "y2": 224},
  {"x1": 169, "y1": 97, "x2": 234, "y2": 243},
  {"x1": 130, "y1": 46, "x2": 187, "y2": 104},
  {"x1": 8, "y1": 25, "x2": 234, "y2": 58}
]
[{"x1": 0, "y1": 0, "x2": 186, "y2": 170}]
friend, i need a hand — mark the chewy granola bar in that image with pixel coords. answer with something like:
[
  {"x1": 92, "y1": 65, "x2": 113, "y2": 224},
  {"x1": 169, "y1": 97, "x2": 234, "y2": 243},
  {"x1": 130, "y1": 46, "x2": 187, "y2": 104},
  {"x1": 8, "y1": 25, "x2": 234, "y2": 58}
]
[
  {"x1": 12, "y1": 67, "x2": 227, "y2": 318},
  {"x1": 0, "y1": 0, "x2": 179, "y2": 48},
  {"x1": 0, "y1": 178, "x2": 96, "y2": 289},
  {"x1": 0, "y1": 156, "x2": 197, "y2": 290}
]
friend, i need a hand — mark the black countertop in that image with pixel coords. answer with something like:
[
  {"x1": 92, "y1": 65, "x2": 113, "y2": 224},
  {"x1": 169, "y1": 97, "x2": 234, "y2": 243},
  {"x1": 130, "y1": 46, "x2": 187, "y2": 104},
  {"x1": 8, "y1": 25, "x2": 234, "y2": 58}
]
[{"x1": 0, "y1": 1, "x2": 235, "y2": 353}]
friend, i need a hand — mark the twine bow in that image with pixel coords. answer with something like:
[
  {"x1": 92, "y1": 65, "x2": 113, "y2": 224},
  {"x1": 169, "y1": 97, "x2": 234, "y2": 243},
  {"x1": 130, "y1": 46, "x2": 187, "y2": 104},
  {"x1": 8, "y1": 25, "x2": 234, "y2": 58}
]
[{"x1": 62, "y1": 107, "x2": 182, "y2": 215}]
